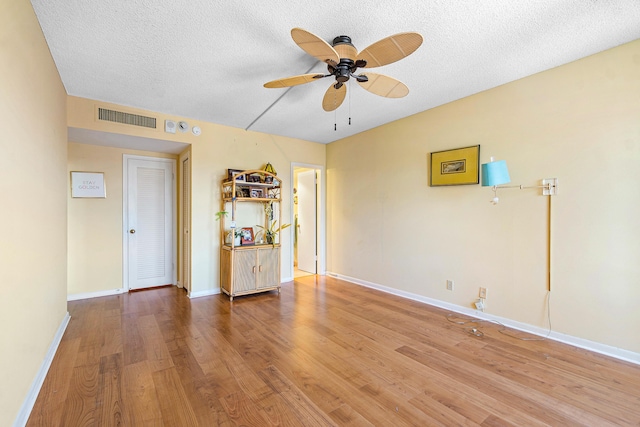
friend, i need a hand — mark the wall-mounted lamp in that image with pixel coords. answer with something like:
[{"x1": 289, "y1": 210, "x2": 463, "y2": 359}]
[
  {"x1": 481, "y1": 157, "x2": 558, "y2": 204},
  {"x1": 481, "y1": 156, "x2": 558, "y2": 292}
]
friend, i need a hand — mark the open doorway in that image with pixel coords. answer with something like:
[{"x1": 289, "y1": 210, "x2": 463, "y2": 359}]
[{"x1": 292, "y1": 165, "x2": 323, "y2": 279}]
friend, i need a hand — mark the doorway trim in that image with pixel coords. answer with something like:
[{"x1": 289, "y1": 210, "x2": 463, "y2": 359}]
[
  {"x1": 178, "y1": 149, "x2": 191, "y2": 293},
  {"x1": 290, "y1": 162, "x2": 326, "y2": 278},
  {"x1": 122, "y1": 154, "x2": 177, "y2": 290}
]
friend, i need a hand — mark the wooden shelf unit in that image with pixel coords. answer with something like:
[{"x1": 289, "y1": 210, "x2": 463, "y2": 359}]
[{"x1": 219, "y1": 170, "x2": 282, "y2": 301}]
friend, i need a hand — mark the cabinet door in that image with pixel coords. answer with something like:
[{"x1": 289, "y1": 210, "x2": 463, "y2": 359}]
[
  {"x1": 256, "y1": 247, "x2": 279, "y2": 289},
  {"x1": 234, "y1": 249, "x2": 257, "y2": 293}
]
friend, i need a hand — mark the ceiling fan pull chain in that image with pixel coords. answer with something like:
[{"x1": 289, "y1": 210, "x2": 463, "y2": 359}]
[
  {"x1": 334, "y1": 95, "x2": 338, "y2": 131},
  {"x1": 349, "y1": 80, "x2": 352, "y2": 125}
]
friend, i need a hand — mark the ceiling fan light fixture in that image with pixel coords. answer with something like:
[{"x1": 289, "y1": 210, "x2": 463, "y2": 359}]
[{"x1": 263, "y1": 28, "x2": 422, "y2": 112}]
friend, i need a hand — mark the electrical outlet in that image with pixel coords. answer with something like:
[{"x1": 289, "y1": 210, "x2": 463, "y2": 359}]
[
  {"x1": 479, "y1": 287, "x2": 487, "y2": 299},
  {"x1": 446, "y1": 280, "x2": 454, "y2": 291}
]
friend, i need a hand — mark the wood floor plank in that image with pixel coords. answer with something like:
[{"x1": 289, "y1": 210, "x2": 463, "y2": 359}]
[
  {"x1": 97, "y1": 353, "x2": 124, "y2": 426},
  {"x1": 121, "y1": 360, "x2": 163, "y2": 426},
  {"x1": 26, "y1": 279, "x2": 640, "y2": 426},
  {"x1": 58, "y1": 364, "x2": 100, "y2": 426},
  {"x1": 26, "y1": 337, "x2": 81, "y2": 427},
  {"x1": 152, "y1": 367, "x2": 199, "y2": 426}
]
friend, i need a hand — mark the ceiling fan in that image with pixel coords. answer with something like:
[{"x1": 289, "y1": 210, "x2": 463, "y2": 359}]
[{"x1": 264, "y1": 28, "x2": 423, "y2": 112}]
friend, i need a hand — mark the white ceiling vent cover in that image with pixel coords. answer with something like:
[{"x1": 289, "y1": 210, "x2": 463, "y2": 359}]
[{"x1": 98, "y1": 107, "x2": 157, "y2": 129}]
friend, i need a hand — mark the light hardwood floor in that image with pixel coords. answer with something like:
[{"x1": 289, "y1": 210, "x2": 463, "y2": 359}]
[{"x1": 27, "y1": 275, "x2": 640, "y2": 426}]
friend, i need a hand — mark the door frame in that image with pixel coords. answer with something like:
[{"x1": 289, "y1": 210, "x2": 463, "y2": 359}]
[
  {"x1": 122, "y1": 154, "x2": 177, "y2": 290},
  {"x1": 178, "y1": 149, "x2": 191, "y2": 293},
  {"x1": 290, "y1": 163, "x2": 326, "y2": 278}
]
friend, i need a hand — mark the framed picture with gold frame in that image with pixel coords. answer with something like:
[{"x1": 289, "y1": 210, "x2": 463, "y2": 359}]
[{"x1": 429, "y1": 145, "x2": 480, "y2": 186}]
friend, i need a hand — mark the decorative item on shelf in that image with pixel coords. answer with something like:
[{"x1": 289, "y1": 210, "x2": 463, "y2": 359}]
[
  {"x1": 263, "y1": 201, "x2": 274, "y2": 221},
  {"x1": 256, "y1": 220, "x2": 291, "y2": 245},
  {"x1": 248, "y1": 173, "x2": 262, "y2": 183},
  {"x1": 225, "y1": 229, "x2": 242, "y2": 246},
  {"x1": 250, "y1": 188, "x2": 264, "y2": 198},
  {"x1": 227, "y1": 169, "x2": 244, "y2": 181},
  {"x1": 263, "y1": 162, "x2": 277, "y2": 176},
  {"x1": 236, "y1": 187, "x2": 250, "y2": 198},
  {"x1": 240, "y1": 227, "x2": 255, "y2": 245}
]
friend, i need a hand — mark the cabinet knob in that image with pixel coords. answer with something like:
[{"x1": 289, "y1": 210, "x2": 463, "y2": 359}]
[{"x1": 129, "y1": 229, "x2": 136, "y2": 234}]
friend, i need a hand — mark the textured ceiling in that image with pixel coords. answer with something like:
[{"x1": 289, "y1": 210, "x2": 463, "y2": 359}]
[{"x1": 32, "y1": 0, "x2": 640, "y2": 145}]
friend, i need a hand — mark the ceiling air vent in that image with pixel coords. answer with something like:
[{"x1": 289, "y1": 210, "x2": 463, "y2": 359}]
[{"x1": 98, "y1": 108, "x2": 156, "y2": 129}]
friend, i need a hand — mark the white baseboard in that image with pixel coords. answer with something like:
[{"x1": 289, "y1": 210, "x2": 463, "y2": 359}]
[
  {"x1": 188, "y1": 288, "x2": 221, "y2": 299},
  {"x1": 67, "y1": 288, "x2": 127, "y2": 301},
  {"x1": 327, "y1": 272, "x2": 640, "y2": 366},
  {"x1": 281, "y1": 276, "x2": 294, "y2": 283},
  {"x1": 13, "y1": 312, "x2": 71, "y2": 427}
]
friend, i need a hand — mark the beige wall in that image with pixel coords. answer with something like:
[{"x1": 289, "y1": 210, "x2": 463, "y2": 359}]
[
  {"x1": 67, "y1": 97, "x2": 327, "y2": 296},
  {"x1": 67, "y1": 142, "x2": 177, "y2": 297},
  {"x1": 327, "y1": 40, "x2": 640, "y2": 354},
  {"x1": 0, "y1": 1, "x2": 68, "y2": 424},
  {"x1": 190, "y1": 125, "x2": 326, "y2": 294}
]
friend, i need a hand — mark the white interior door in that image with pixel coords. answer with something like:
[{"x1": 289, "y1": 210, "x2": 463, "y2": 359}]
[
  {"x1": 297, "y1": 170, "x2": 317, "y2": 274},
  {"x1": 125, "y1": 156, "x2": 175, "y2": 290}
]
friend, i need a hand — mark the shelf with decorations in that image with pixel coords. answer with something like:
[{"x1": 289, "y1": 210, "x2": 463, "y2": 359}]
[{"x1": 219, "y1": 168, "x2": 286, "y2": 301}]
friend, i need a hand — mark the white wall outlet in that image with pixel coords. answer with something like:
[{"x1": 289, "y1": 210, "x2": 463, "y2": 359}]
[
  {"x1": 230, "y1": 221, "x2": 236, "y2": 228},
  {"x1": 479, "y1": 287, "x2": 487, "y2": 299},
  {"x1": 475, "y1": 299, "x2": 485, "y2": 311},
  {"x1": 446, "y1": 280, "x2": 454, "y2": 291}
]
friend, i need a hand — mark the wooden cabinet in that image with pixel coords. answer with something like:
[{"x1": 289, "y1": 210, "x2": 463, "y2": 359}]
[
  {"x1": 220, "y1": 245, "x2": 280, "y2": 300},
  {"x1": 219, "y1": 169, "x2": 282, "y2": 301}
]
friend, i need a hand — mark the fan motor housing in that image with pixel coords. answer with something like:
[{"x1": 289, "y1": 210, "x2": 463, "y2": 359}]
[{"x1": 332, "y1": 35, "x2": 357, "y2": 61}]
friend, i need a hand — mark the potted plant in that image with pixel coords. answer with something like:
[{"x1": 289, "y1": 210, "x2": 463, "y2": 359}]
[{"x1": 255, "y1": 220, "x2": 291, "y2": 245}]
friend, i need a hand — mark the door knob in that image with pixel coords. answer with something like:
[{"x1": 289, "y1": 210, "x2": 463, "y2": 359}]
[{"x1": 129, "y1": 229, "x2": 136, "y2": 234}]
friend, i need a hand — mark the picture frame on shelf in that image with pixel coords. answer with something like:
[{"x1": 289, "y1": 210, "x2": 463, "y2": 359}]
[
  {"x1": 429, "y1": 145, "x2": 480, "y2": 186},
  {"x1": 236, "y1": 187, "x2": 250, "y2": 198},
  {"x1": 240, "y1": 227, "x2": 254, "y2": 245},
  {"x1": 248, "y1": 173, "x2": 262, "y2": 183},
  {"x1": 264, "y1": 176, "x2": 273, "y2": 184},
  {"x1": 250, "y1": 188, "x2": 264, "y2": 198},
  {"x1": 228, "y1": 169, "x2": 245, "y2": 181}
]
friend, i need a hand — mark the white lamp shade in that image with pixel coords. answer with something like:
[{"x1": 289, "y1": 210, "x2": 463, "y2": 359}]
[{"x1": 482, "y1": 160, "x2": 511, "y2": 186}]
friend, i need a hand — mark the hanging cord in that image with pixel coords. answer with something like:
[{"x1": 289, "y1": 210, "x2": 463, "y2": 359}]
[
  {"x1": 348, "y1": 79, "x2": 352, "y2": 125},
  {"x1": 445, "y1": 291, "x2": 552, "y2": 341},
  {"x1": 334, "y1": 86, "x2": 338, "y2": 131}
]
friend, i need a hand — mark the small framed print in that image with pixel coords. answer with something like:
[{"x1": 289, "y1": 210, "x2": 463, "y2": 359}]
[
  {"x1": 71, "y1": 171, "x2": 106, "y2": 198},
  {"x1": 429, "y1": 145, "x2": 480, "y2": 186},
  {"x1": 250, "y1": 188, "x2": 264, "y2": 198},
  {"x1": 240, "y1": 227, "x2": 254, "y2": 245}
]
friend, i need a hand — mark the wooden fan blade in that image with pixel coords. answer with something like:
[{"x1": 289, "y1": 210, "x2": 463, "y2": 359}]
[
  {"x1": 322, "y1": 83, "x2": 346, "y2": 111},
  {"x1": 291, "y1": 28, "x2": 339, "y2": 65},
  {"x1": 358, "y1": 32, "x2": 423, "y2": 68},
  {"x1": 357, "y1": 73, "x2": 409, "y2": 98},
  {"x1": 264, "y1": 73, "x2": 325, "y2": 88}
]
